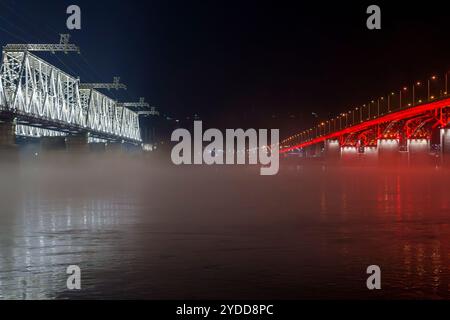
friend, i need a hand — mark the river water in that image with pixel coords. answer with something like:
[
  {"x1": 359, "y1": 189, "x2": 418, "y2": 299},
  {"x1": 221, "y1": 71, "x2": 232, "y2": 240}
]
[{"x1": 0, "y1": 154, "x2": 449, "y2": 299}]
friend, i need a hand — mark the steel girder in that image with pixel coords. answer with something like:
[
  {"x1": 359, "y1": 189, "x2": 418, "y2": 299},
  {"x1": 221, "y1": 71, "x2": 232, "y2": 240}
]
[
  {"x1": 0, "y1": 51, "x2": 141, "y2": 143},
  {"x1": 15, "y1": 124, "x2": 66, "y2": 138}
]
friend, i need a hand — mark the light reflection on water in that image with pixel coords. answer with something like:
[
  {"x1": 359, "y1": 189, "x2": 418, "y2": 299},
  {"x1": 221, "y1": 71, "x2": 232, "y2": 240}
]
[{"x1": 0, "y1": 156, "x2": 449, "y2": 299}]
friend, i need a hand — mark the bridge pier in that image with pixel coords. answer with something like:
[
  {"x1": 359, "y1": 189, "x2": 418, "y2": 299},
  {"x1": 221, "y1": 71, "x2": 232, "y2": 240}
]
[
  {"x1": 66, "y1": 133, "x2": 89, "y2": 153},
  {"x1": 304, "y1": 145, "x2": 313, "y2": 157},
  {"x1": 0, "y1": 115, "x2": 16, "y2": 148},
  {"x1": 359, "y1": 146, "x2": 378, "y2": 162},
  {"x1": 340, "y1": 146, "x2": 358, "y2": 162},
  {"x1": 407, "y1": 138, "x2": 431, "y2": 165},
  {"x1": 440, "y1": 128, "x2": 450, "y2": 164},
  {"x1": 378, "y1": 139, "x2": 400, "y2": 164},
  {"x1": 89, "y1": 142, "x2": 107, "y2": 153},
  {"x1": 40, "y1": 136, "x2": 67, "y2": 152},
  {"x1": 324, "y1": 139, "x2": 340, "y2": 161},
  {"x1": 0, "y1": 114, "x2": 18, "y2": 162},
  {"x1": 106, "y1": 141, "x2": 125, "y2": 154}
]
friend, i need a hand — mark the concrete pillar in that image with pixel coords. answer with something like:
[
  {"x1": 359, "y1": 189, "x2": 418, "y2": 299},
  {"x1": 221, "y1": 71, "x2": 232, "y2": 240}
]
[
  {"x1": 106, "y1": 141, "x2": 125, "y2": 154},
  {"x1": 340, "y1": 146, "x2": 358, "y2": 162},
  {"x1": 407, "y1": 138, "x2": 431, "y2": 165},
  {"x1": 304, "y1": 145, "x2": 313, "y2": 158},
  {"x1": 40, "y1": 136, "x2": 66, "y2": 152},
  {"x1": 66, "y1": 133, "x2": 89, "y2": 153},
  {"x1": 89, "y1": 142, "x2": 107, "y2": 153},
  {"x1": 324, "y1": 139, "x2": 340, "y2": 161},
  {"x1": 440, "y1": 128, "x2": 450, "y2": 164},
  {"x1": 378, "y1": 139, "x2": 400, "y2": 164},
  {"x1": 315, "y1": 142, "x2": 324, "y2": 157},
  {"x1": 0, "y1": 115, "x2": 16, "y2": 148},
  {"x1": 360, "y1": 146, "x2": 378, "y2": 162},
  {"x1": 0, "y1": 115, "x2": 18, "y2": 162}
]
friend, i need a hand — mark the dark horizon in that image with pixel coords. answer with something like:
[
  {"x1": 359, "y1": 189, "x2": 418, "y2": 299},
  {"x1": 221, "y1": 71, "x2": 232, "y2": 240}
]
[{"x1": 2, "y1": 1, "x2": 450, "y2": 137}]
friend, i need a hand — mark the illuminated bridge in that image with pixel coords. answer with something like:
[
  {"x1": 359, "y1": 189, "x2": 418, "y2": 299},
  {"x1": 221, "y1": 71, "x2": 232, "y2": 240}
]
[
  {"x1": 280, "y1": 74, "x2": 450, "y2": 163},
  {"x1": 0, "y1": 35, "x2": 144, "y2": 151}
]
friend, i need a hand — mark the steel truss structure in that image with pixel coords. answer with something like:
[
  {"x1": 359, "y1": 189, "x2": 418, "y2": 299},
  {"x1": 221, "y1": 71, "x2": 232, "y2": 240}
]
[
  {"x1": 0, "y1": 50, "x2": 141, "y2": 143},
  {"x1": 16, "y1": 124, "x2": 66, "y2": 138},
  {"x1": 3, "y1": 34, "x2": 80, "y2": 54}
]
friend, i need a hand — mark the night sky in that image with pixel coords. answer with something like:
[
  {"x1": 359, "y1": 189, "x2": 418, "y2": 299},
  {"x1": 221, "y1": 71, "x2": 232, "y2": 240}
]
[{"x1": 2, "y1": 1, "x2": 450, "y2": 137}]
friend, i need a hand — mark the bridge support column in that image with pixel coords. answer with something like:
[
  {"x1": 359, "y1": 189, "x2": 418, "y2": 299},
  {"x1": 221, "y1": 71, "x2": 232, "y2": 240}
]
[
  {"x1": 89, "y1": 142, "x2": 107, "y2": 153},
  {"x1": 359, "y1": 146, "x2": 378, "y2": 162},
  {"x1": 304, "y1": 145, "x2": 314, "y2": 158},
  {"x1": 378, "y1": 139, "x2": 400, "y2": 164},
  {"x1": 304, "y1": 145, "x2": 311, "y2": 158},
  {"x1": 0, "y1": 115, "x2": 16, "y2": 148},
  {"x1": 40, "y1": 136, "x2": 66, "y2": 152},
  {"x1": 340, "y1": 146, "x2": 358, "y2": 162},
  {"x1": 304, "y1": 143, "x2": 323, "y2": 158},
  {"x1": 66, "y1": 133, "x2": 89, "y2": 153},
  {"x1": 407, "y1": 138, "x2": 431, "y2": 165},
  {"x1": 0, "y1": 114, "x2": 18, "y2": 162},
  {"x1": 440, "y1": 129, "x2": 450, "y2": 164},
  {"x1": 106, "y1": 141, "x2": 125, "y2": 154},
  {"x1": 324, "y1": 139, "x2": 340, "y2": 161}
]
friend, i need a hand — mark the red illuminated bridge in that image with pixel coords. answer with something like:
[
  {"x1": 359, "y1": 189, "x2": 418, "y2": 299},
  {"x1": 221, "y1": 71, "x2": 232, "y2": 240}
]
[{"x1": 280, "y1": 74, "x2": 450, "y2": 163}]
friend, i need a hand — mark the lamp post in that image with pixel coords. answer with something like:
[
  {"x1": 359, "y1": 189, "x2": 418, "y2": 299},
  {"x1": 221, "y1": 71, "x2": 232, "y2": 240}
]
[
  {"x1": 388, "y1": 92, "x2": 395, "y2": 113},
  {"x1": 400, "y1": 87, "x2": 407, "y2": 109},
  {"x1": 343, "y1": 113, "x2": 348, "y2": 127},
  {"x1": 412, "y1": 81, "x2": 421, "y2": 105},
  {"x1": 377, "y1": 98, "x2": 381, "y2": 117},
  {"x1": 445, "y1": 72, "x2": 448, "y2": 95},
  {"x1": 428, "y1": 75, "x2": 437, "y2": 100}
]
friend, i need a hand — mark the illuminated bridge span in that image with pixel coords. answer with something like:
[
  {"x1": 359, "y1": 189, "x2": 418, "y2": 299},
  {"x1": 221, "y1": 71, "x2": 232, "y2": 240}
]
[
  {"x1": 0, "y1": 35, "x2": 144, "y2": 149},
  {"x1": 280, "y1": 74, "x2": 450, "y2": 162}
]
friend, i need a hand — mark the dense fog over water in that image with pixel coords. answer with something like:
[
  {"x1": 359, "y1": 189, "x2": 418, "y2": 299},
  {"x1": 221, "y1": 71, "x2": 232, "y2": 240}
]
[{"x1": 0, "y1": 153, "x2": 449, "y2": 299}]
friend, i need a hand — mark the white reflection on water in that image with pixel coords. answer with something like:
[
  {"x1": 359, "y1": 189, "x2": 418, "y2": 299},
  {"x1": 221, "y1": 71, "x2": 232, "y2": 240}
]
[{"x1": 0, "y1": 191, "x2": 135, "y2": 299}]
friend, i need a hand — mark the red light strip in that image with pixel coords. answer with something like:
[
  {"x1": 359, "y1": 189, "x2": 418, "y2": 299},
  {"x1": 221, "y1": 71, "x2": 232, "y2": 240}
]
[{"x1": 280, "y1": 97, "x2": 450, "y2": 153}]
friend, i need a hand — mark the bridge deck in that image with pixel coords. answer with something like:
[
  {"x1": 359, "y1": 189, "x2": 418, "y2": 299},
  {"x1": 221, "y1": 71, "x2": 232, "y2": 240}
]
[{"x1": 281, "y1": 97, "x2": 450, "y2": 153}]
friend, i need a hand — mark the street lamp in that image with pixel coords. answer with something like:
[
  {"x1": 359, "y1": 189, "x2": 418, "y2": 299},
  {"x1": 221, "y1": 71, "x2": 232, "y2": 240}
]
[
  {"x1": 377, "y1": 98, "x2": 381, "y2": 117},
  {"x1": 400, "y1": 87, "x2": 408, "y2": 109},
  {"x1": 445, "y1": 71, "x2": 449, "y2": 95},
  {"x1": 412, "y1": 81, "x2": 421, "y2": 105},
  {"x1": 342, "y1": 113, "x2": 348, "y2": 127},
  {"x1": 428, "y1": 75, "x2": 437, "y2": 100},
  {"x1": 369, "y1": 100, "x2": 375, "y2": 119},
  {"x1": 388, "y1": 92, "x2": 395, "y2": 113}
]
